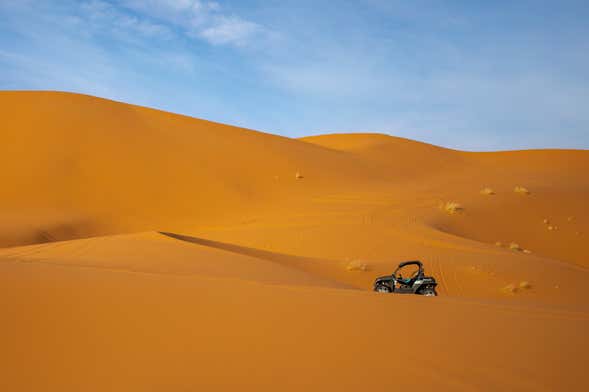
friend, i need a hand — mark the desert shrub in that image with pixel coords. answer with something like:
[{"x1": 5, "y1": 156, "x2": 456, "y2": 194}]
[
  {"x1": 295, "y1": 172, "x2": 303, "y2": 179},
  {"x1": 501, "y1": 283, "x2": 518, "y2": 294},
  {"x1": 509, "y1": 242, "x2": 522, "y2": 251},
  {"x1": 502, "y1": 282, "x2": 531, "y2": 294},
  {"x1": 442, "y1": 201, "x2": 463, "y2": 215},
  {"x1": 346, "y1": 260, "x2": 368, "y2": 272},
  {"x1": 519, "y1": 281, "x2": 531, "y2": 289},
  {"x1": 480, "y1": 187, "x2": 495, "y2": 195},
  {"x1": 514, "y1": 186, "x2": 530, "y2": 195}
]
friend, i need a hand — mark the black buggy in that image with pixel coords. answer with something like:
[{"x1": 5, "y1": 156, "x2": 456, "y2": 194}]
[{"x1": 373, "y1": 260, "x2": 438, "y2": 296}]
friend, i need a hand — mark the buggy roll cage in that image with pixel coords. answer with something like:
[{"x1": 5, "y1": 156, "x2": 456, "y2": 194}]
[{"x1": 393, "y1": 260, "x2": 424, "y2": 278}]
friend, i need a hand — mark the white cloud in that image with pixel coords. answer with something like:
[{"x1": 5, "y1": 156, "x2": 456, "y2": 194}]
[
  {"x1": 80, "y1": 0, "x2": 174, "y2": 41},
  {"x1": 0, "y1": 0, "x2": 200, "y2": 97},
  {"x1": 198, "y1": 16, "x2": 261, "y2": 46},
  {"x1": 120, "y1": 0, "x2": 264, "y2": 47},
  {"x1": 121, "y1": 0, "x2": 204, "y2": 19}
]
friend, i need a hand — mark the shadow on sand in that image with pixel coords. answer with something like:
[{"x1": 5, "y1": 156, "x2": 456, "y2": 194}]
[{"x1": 159, "y1": 231, "x2": 355, "y2": 289}]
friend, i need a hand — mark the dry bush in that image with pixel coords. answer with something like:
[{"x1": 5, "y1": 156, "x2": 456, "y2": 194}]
[
  {"x1": 509, "y1": 242, "x2": 522, "y2": 251},
  {"x1": 502, "y1": 281, "x2": 531, "y2": 294},
  {"x1": 480, "y1": 187, "x2": 495, "y2": 195},
  {"x1": 501, "y1": 283, "x2": 518, "y2": 294},
  {"x1": 514, "y1": 186, "x2": 530, "y2": 195},
  {"x1": 543, "y1": 218, "x2": 550, "y2": 225},
  {"x1": 295, "y1": 172, "x2": 304, "y2": 179},
  {"x1": 442, "y1": 201, "x2": 463, "y2": 215},
  {"x1": 346, "y1": 260, "x2": 368, "y2": 272},
  {"x1": 523, "y1": 249, "x2": 532, "y2": 254},
  {"x1": 519, "y1": 281, "x2": 531, "y2": 289}
]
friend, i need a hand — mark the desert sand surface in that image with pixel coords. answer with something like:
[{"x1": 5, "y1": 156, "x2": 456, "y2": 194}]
[{"x1": 1, "y1": 91, "x2": 588, "y2": 391}]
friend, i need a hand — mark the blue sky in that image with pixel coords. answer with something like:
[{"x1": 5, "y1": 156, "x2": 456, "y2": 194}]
[{"x1": 1, "y1": 0, "x2": 588, "y2": 150}]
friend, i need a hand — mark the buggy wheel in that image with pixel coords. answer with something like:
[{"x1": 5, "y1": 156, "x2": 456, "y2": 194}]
[
  {"x1": 374, "y1": 284, "x2": 391, "y2": 293},
  {"x1": 420, "y1": 287, "x2": 437, "y2": 297}
]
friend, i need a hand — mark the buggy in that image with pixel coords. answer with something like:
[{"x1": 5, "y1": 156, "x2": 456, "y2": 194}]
[{"x1": 373, "y1": 260, "x2": 437, "y2": 296}]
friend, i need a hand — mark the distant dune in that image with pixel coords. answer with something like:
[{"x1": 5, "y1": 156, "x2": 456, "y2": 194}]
[{"x1": 1, "y1": 91, "x2": 588, "y2": 391}]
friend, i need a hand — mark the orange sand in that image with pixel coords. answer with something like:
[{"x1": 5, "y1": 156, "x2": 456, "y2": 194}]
[{"x1": 1, "y1": 91, "x2": 588, "y2": 391}]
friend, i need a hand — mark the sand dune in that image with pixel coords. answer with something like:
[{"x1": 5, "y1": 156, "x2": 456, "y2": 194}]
[
  {"x1": 0, "y1": 91, "x2": 380, "y2": 246},
  {"x1": 1, "y1": 91, "x2": 588, "y2": 391}
]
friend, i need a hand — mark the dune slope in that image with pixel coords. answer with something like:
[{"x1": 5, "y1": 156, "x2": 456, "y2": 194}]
[
  {"x1": 2, "y1": 256, "x2": 587, "y2": 392},
  {"x1": 0, "y1": 91, "x2": 378, "y2": 245}
]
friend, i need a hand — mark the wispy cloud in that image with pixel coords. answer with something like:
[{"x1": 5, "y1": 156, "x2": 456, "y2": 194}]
[
  {"x1": 78, "y1": 0, "x2": 175, "y2": 43},
  {"x1": 120, "y1": 0, "x2": 265, "y2": 47},
  {"x1": 0, "y1": 1, "x2": 207, "y2": 104},
  {"x1": 197, "y1": 15, "x2": 261, "y2": 46}
]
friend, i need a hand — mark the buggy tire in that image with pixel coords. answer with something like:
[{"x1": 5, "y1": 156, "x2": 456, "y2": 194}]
[
  {"x1": 420, "y1": 287, "x2": 437, "y2": 296},
  {"x1": 374, "y1": 284, "x2": 391, "y2": 293}
]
